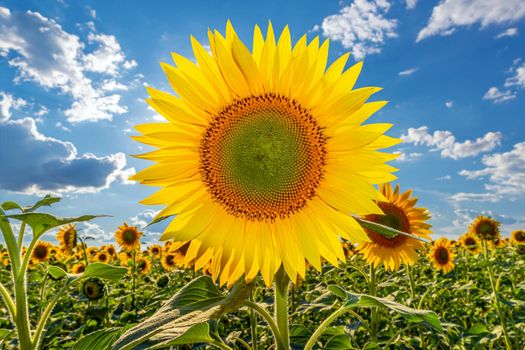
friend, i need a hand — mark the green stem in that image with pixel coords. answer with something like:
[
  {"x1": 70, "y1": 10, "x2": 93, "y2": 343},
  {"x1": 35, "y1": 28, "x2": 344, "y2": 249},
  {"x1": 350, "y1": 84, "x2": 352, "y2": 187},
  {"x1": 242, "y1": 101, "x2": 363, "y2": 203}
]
[
  {"x1": 274, "y1": 267, "x2": 290, "y2": 350},
  {"x1": 131, "y1": 247, "x2": 137, "y2": 317},
  {"x1": 38, "y1": 272, "x2": 48, "y2": 320},
  {"x1": 304, "y1": 306, "x2": 349, "y2": 350},
  {"x1": 243, "y1": 300, "x2": 281, "y2": 347},
  {"x1": 0, "y1": 211, "x2": 21, "y2": 273},
  {"x1": 210, "y1": 339, "x2": 233, "y2": 350},
  {"x1": 406, "y1": 264, "x2": 416, "y2": 305},
  {"x1": 0, "y1": 281, "x2": 16, "y2": 319},
  {"x1": 369, "y1": 264, "x2": 379, "y2": 342},
  {"x1": 249, "y1": 291, "x2": 257, "y2": 350},
  {"x1": 17, "y1": 223, "x2": 26, "y2": 250},
  {"x1": 483, "y1": 241, "x2": 512, "y2": 350}
]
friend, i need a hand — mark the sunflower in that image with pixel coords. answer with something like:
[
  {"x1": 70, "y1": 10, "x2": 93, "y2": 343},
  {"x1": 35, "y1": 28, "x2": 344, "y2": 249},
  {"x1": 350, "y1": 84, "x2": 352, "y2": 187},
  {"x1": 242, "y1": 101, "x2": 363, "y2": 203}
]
[
  {"x1": 469, "y1": 216, "x2": 500, "y2": 241},
  {"x1": 115, "y1": 224, "x2": 142, "y2": 250},
  {"x1": 137, "y1": 257, "x2": 152, "y2": 274},
  {"x1": 32, "y1": 241, "x2": 51, "y2": 263},
  {"x1": 118, "y1": 251, "x2": 133, "y2": 267},
  {"x1": 458, "y1": 232, "x2": 481, "y2": 254},
  {"x1": 357, "y1": 183, "x2": 431, "y2": 271},
  {"x1": 429, "y1": 238, "x2": 455, "y2": 273},
  {"x1": 95, "y1": 251, "x2": 110, "y2": 264},
  {"x1": 149, "y1": 244, "x2": 162, "y2": 259},
  {"x1": 56, "y1": 224, "x2": 78, "y2": 253},
  {"x1": 511, "y1": 230, "x2": 525, "y2": 245},
  {"x1": 131, "y1": 21, "x2": 400, "y2": 286},
  {"x1": 102, "y1": 244, "x2": 117, "y2": 258},
  {"x1": 86, "y1": 247, "x2": 98, "y2": 260},
  {"x1": 1, "y1": 251, "x2": 9, "y2": 266},
  {"x1": 71, "y1": 263, "x2": 86, "y2": 274},
  {"x1": 82, "y1": 278, "x2": 105, "y2": 300}
]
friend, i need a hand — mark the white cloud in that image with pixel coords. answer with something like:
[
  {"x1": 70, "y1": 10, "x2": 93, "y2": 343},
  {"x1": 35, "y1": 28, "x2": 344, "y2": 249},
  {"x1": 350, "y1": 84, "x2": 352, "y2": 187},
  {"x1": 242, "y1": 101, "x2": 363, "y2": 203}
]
[
  {"x1": 401, "y1": 126, "x2": 502, "y2": 159},
  {"x1": 0, "y1": 7, "x2": 136, "y2": 123},
  {"x1": 399, "y1": 67, "x2": 417, "y2": 76},
  {"x1": 82, "y1": 222, "x2": 114, "y2": 243},
  {"x1": 445, "y1": 100, "x2": 453, "y2": 108},
  {"x1": 449, "y1": 192, "x2": 501, "y2": 202},
  {"x1": 504, "y1": 62, "x2": 525, "y2": 88},
  {"x1": 319, "y1": 0, "x2": 397, "y2": 60},
  {"x1": 130, "y1": 209, "x2": 159, "y2": 229},
  {"x1": 483, "y1": 86, "x2": 516, "y2": 103},
  {"x1": 0, "y1": 91, "x2": 26, "y2": 122},
  {"x1": 101, "y1": 79, "x2": 128, "y2": 91},
  {"x1": 0, "y1": 6, "x2": 10, "y2": 17},
  {"x1": 406, "y1": 0, "x2": 417, "y2": 9},
  {"x1": 457, "y1": 141, "x2": 525, "y2": 199},
  {"x1": 436, "y1": 175, "x2": 451, "y2": 180},
  {"x1": 495, "y1": 27, "x2": 518, "y2": 39},
  {"x1": 393, "y1": 150, "x2": 422, "y2": 162},
  {"x1": 417, "y1": 0, "x2": 525, "y2": 42}
]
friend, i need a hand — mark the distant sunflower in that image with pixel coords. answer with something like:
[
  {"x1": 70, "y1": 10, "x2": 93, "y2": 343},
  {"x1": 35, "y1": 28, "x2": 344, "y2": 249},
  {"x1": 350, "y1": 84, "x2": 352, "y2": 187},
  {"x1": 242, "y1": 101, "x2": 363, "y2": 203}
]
[
  {"x1": 56, "y1": 224, "x2": 78, "y2": 253},
  {"x1": 71, "y1": 263, "x2": 86, "y2": 274},
  {"x1": 469, "y1": 216, "x2": 500, "y2": 241},
  {"x1": 357, "y1": 183, "x2": 432, "y2": 271},
  {"x1": 161, "y1": 253, "x2": 177, "y2": 271},
  {"x1": 115, "y1": 224, "x2": 142, "y2": 250},
  {"x1": 429, "y1": 238, "x2": 455, "y2": 273},
  {"x1": 1, "y1": 251, "x2": 9, "y2": 266},
  {"x1": 95, "y1": 251, "x2": 110, "y2": 264},
  {"x1": 511, "y1": 230, "x2": 525, "y2": 245},
  {"x1": 137, "y1": 257, "x2": 152, "y2": 274},
  {"x1": 459, "y1": 232, "x2": 481, "y2": 254},
  {"x1": 82, "y1": 278, "x2": 105, "y2": 300},
  {"x1": 86, "y1": 247, "x2": 98, "y2": 260},
  {"x1": 131, "y1": 21, "x2": 400, "y2": 286},
  {"x1": 149, "y1": 244, "x2": 162, "y2": 259},
  {"x1": 118, "y1": 251, "x2": 133, "y2": 267},
  {"x1": 32, "y1": 241, "x2": 51, "y2": 263},
  {"x1": 103, "y1": 244, "x2": 117, "y2": 257}
]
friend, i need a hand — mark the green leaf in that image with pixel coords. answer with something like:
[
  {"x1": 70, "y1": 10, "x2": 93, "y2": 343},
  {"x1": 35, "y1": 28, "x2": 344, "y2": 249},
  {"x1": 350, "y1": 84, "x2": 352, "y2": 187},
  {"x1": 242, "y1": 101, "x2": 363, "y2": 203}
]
[
  {"x1": 2, "y1": 212, "x2": 106, "y2": 239},
  {"x1": 468, "y1": 323, "x2": 490, "y2": 335},
  {"x1": 48, "y1": 265, "x2": 68, "y2": 280},
  {"x1": 81, "y1": 263, "x2": 128, "y2": 282},
  {"x1": 324, "y1": 334, "x2": 352, "y2": 350},
  {"x1": 328, "y1": 285, "x2": 442, "y2": 332},
  {"x1": 353, "y1": 217, "x2": 427, "y2": 242},
  {"x1": 0, "y1": 201, "x2": 23, "y2": 212},
  {"x1": 112, "y1": 276, "x2": 252, "y2": 350},
  {"x1": 148, "y1": 323, "x2": 214, "y2": 349},
  {"x1": 74, "y1": 326, "x2": 133, "y2": 350},
  {"x1": 26, "y1": 195, "x2": 61, "y2": 212}
]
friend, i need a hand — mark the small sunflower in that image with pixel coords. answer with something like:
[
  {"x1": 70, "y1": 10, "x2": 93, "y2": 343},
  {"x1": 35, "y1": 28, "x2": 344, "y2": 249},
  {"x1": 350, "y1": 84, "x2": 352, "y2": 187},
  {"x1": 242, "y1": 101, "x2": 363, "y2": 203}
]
[
  {"x1": 469, "y1": 216, "x2": 500, "y2": 241},
  {"x1": 131, "y1": 21, "x2": 400, "y2": 286},
  {"x1": 104, "y1": 244, "x2": 117, "y2": 257},
  {"x1": 149, "y1": 244, "x2": 162, "y2": 259},
  {"x1": 86, "y1": 247, "x2": 98, "y2": 260},
  {"x1": 137, "y1": 257, "x2": 152, "y2": 274},
  {"x1": 1, "y1": 251, "x2": 9, "y2": 266},
  {"x1": 357, "y1": 183, "x2": 432, "y2": 271},
  {"x1": 115, "y1": 224, "x2": 142, "y2": 250},
  {"x1": 511, "y1": 230, "x2": 525, "y2": 245},
  {"x1": 95, "y1": 251, "x2": 110, "y2": 264},
  {"x1": 71, "y1": 263, "x2": 86, "y2": 274},
  {"x1": 32, "y1": 241, "x2": 51, "y2": 263},
  {"x1": 118, "y1": 251, "x2": 133, "y2": 267},
  {"x1": 429, "y1": 238, "x2": 455, "y2": 273},
  {"x1": 82, "y1": 278, "x2": 105, "y2": 300},
  {"x1": 458, "y1": 232, "x2": 481, "y2": 254},
  {"x1": 56, "y1": 224, "x2": 78, "y2": 253}
]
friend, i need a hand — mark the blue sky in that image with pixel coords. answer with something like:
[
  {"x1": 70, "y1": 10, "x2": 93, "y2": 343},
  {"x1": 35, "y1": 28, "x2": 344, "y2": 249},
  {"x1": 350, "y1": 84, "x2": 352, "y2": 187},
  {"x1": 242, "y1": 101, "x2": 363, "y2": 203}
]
[{"x1": 0, "y1": 0, "x2": 524, "y2": 246}]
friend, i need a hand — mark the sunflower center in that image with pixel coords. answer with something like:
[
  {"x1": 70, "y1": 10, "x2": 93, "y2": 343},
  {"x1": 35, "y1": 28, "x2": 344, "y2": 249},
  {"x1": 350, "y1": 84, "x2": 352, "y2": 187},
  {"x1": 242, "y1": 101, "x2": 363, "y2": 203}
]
[
  {"x1": 33, "y1": 245, "x2": 48, "y2": 259},
  {"x1": 166, "y1": 255, "x2": 174, "y2": 266},
  {"x1": 478, "y1": 222, "x2": 495, "y2": 235},
  {"x1": 200, "y1": 94, "x2": 326, "y2": 222},
  {"x1": 122, "y1": 229, "x2": 137, "y2": 244},
  {"x1": 434, "y1": 246, "x2": 449, "y2": 265},
  {"x1": 515, "y1": 231, "x2": 525, "y2": 242},
  {"x1": 465, "y1": 237, "x2": 476, "y2": 246},
  {"x1": 365, "y1": 202, "x2": 411, "y2": 248}
]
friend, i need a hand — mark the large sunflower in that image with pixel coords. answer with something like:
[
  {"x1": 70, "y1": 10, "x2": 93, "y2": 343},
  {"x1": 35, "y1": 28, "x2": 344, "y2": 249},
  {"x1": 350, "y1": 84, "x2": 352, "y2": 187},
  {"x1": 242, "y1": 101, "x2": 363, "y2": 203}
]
[
  {"x1": 56, "y1": 224, "x2": 78, "y2": 253},
  {"x1": 357, "y1": 183, "x2": 431, "y2": 271},
  {"x1": 131, "y1": 22, "x2": 400, "y2": 286},
  {"x1": 469, "y1": 216, "x2": 500, "y2": 241},
  {"x1": 458, "y1": 232, "x2": 481, "y2": 254},
  {"x1": 429, "y1": 238, "x2": 455, "y2": 273}
]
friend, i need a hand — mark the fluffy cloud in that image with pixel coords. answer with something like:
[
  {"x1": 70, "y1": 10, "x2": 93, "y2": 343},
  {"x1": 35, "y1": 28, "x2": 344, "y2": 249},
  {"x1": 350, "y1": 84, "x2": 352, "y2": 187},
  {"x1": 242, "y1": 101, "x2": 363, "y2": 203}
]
[
  {"x1": 393, "y1": 150, "x2": 422, "y2": 162},
  {"x1": 504, "y1": 62, "x2": 525, "y2": 88},
  {"x1": 129, "y1": 209, "x2": 159, "y2": 229},
  {"x1": 319, "y1": 0, "x2": 397, "y2": 60},
  {"x1": 483, "y1": 61, "x2": 525, "y2": 103},
  {"x1": 401, "y1": 126, "x2": 502, "y2": 159},
  {"x1": 417, "y1": 0, "x2": 525, "y2": 42},
  {"x1": 457, "y1": 142, "x2": 525, "y2": 200},
  {"x1": 405, "y1": 0, "x2": 417, "y2": 9},
  {"x1": 452, "y1": 208, "x2": 520, "y2": 226},
  {"x1": 0, "y1": 7, "x2": 135, "y2": 123},
  {"x1": 0, "y1": 117, "x2": 135, "y2": 195},
  {"x1": 0, "y1": 91, "x2": 26, "y2": 122},
  {"x1": 399, "y1": 67, "x2": 417, "y2": 76},
  {"x1": 495, "y1": 27, "x2": 519, "y2": 39},
  {"x1": 483, "y1": 87, "x2": 516, "y2": 103}
]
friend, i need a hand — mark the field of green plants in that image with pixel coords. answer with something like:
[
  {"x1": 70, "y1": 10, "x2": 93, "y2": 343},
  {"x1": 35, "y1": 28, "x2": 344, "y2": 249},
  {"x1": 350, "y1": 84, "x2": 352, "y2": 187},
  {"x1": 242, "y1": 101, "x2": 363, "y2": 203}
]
[{"x1": 1, "y1": 196, "x2": 524, "y2": 349}]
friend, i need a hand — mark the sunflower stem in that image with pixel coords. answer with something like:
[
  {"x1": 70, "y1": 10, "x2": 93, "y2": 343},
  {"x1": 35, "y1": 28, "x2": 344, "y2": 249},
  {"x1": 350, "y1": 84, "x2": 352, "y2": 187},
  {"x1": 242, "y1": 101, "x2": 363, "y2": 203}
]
[
  {"x1": 274, "y1": 266, "x2": 290, "y2": 350},
  {"x1": 405, "y1": 264, "x2": 416, "y2": 305},
  {"x1": 17, "y1": 222, "x2": 26, "y2": 249},
  {"x1": 243, "y1": 300, "x2": 281, "y2": 346},
  {"x1": 131, "y1": 246, "x2": 137, "y2": 318},
  {"x1": 369, "y1": 264, "x2": 379, "y2": 343},
  {"x1": 249, "y1": 291, "x2": 257, "y2": 350},
  {"x1": 304, "y1": 306, "x2": 349, "y2": 350},
  {"x1": 483, "y1": 240, "x2": 512, "y2": 350}
]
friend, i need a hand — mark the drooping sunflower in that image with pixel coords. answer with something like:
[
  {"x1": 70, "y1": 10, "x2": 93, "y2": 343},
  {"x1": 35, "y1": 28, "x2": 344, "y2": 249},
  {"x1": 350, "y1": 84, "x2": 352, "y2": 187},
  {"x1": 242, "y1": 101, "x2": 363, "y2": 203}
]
[
  {"x1": 458, "y1": 232, "x2": 481, "y2": 254},
  {"x1": 32, "y1": 241, "x2": 51, "y2": 263},
  {"x1": 357, "y1": 183, "x2": 432, "y2": 271},
  {"x1": 149, "y1": 244, "x2": 162, "y2": 259},
  {"x1": 131, "y1": 21, "x2": 400, "y2": 286},
  {"x1": 469, "y1": 216, "x2": 500, "y2": 241},
  {"x1": 82, "y1": 278, "x2": 105, "y2": 301},
  {"x1": 56, "y1": 224, "x2": 78, "y2": 253},
  {"x1": 115, "y1": 224, "x2": 142, "y2": 250},
  {"x1": 71, "y1": 263, "x2": 86, "y2": 274},
  {"x1": 511, "y1": 230, "x2": 525, "y2": 245},
  {"x1": 137, "y1": 257, "x2": 152, "y2": 274},
  {"x1": 429, "y1": 238, "x2": 455, "y2": 273}
]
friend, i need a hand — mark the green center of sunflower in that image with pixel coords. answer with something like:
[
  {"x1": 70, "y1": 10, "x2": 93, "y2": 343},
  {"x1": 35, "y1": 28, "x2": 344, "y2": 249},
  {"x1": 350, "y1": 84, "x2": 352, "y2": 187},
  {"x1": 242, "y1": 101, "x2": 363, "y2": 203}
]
[
  {"x1": 83, "y1": 279, "x2": 104, "y2": 300},
  {"x1": 123, "y1": 229, "x2": 137, "y2": 244},
  {"x1": 435, "y1": 246, "x2": 449, "y2": 265},
  {"x1": 200, "y1": 94, "x2": 326, "y2": 221},
  {"x1": 478, "y1": 222, "x2": 494, "y2": 235}
]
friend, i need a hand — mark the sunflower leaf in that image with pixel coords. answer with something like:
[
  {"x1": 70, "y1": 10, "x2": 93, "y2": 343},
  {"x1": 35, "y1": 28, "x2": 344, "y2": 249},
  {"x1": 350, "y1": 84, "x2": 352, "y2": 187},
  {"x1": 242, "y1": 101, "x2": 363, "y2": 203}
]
[
  {"x1": 328, "y1": 285, "x2": 443, "y2": 332},
  {"x1": 2, "y1": 213, "x2": 107, "y2": 239},
  {"x1": 25, "y1": 194, "x2": 61, "y2": 212},
  {"x1": 112, "y1": 276, "x2": 252, "y2": 350},
  {"x1": 81, "y1": 263, "x2": 128, "y2": 282},
  {"x1": 74, "y1": 325, "x2": 135, "y2": 350},
  {"x1": 0, "y1": 201, "x2": 24, "y2": 212},
  {"x1": 48, "y1": 265, "x2": 68, "y2": 280},
  {"x1": 353, "y1": 217, "x2": 428, "y2": 243}
]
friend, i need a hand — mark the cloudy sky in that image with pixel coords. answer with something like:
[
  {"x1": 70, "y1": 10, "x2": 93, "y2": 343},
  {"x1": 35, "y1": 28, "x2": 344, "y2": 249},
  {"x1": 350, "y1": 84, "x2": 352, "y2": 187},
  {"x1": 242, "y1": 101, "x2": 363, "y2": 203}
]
[{"x1": 0, "y1": 0, "x2": 524, "y2": 246}]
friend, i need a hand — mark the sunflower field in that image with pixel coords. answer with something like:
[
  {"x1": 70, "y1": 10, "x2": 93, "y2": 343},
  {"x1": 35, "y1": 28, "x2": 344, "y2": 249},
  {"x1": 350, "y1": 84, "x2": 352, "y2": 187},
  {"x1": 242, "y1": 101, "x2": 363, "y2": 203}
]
[{"x1": 1, "y1": 22, "x2": 525, "y2": 350}]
